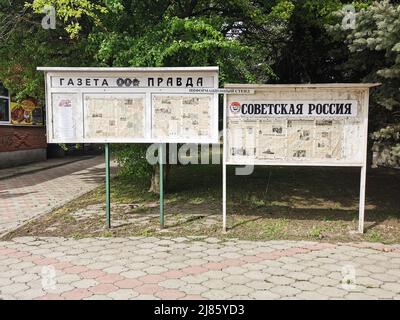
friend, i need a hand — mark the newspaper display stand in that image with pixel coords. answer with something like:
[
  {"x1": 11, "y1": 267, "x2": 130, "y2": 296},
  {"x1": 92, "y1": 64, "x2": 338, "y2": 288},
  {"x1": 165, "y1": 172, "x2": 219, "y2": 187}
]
[
  {"x1": 222, "y1": 83, "x2": 379, "y2": 233},
  {"x1": 38, "y1": 67, "x2": 220, "y2": 229}
]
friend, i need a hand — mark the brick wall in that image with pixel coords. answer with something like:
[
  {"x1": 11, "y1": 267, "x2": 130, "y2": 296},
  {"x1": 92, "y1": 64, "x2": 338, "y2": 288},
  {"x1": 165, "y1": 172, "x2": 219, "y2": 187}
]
[{"x1": 0, "y1": 126, "x2": 46, "y2": 152}]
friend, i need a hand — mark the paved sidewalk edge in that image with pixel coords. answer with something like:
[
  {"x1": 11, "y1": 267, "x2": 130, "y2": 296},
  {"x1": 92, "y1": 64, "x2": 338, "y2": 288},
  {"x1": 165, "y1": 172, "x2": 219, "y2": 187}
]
[
  {"x1": 0, "y1": 156, "x2": 97, "y2": 181},
  {"x1": 0, "y1": 186, "x2": 104, "y2": 239},
  {"x1": 0, "y1": 162, "x2": 118, "y2": 239}
]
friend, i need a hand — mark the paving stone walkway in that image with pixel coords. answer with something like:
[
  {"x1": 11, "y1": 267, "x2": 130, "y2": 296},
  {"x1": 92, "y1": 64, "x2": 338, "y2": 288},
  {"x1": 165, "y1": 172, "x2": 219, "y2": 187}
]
[
  {"x1": 0, "y1": 156, "x2": 94, "y2": 180},
  {"x1": 0, "y1": 236, "x2": 399, "y2": 300},
  {"x1": 0, "y1": 156, "x2": 116, "y2": 235}
]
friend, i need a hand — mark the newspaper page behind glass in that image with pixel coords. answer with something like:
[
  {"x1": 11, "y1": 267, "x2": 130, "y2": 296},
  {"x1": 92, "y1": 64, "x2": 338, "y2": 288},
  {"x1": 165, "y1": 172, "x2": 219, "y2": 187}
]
[
  {"x1": 152, "y1": 94, "x2": 212, "y2": 140},
  {"x1": 52, "y1": 93, "x2": 78, "y2": 140},
  {"x1": 257, "y1": 119, "x2": 287, "y2": 160},
  {"x1": 84, "y1": 94, "x2": 145, "y2": 139},
  {"x1": 226, "y1": 98, "x2": 364, "y2": 164}
]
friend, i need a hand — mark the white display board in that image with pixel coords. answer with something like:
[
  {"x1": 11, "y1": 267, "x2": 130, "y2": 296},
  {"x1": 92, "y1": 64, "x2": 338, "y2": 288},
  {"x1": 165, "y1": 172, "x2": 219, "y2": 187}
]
[
  {"x1": 38, "y1": 67, "x2": 219, "y2": 143},
  {"x1": 225, "y1": 85, "x2": 372, "y2": 167},
  {"x1": 222, "y1": 84, "x2": 379, "y2": 233}
]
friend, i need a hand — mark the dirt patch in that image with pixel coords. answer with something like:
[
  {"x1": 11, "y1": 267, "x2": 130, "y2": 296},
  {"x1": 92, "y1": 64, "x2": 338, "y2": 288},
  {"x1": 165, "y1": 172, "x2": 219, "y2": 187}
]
[{"x1": 3, "y1": 165, "x2": 400, "y2": 243}]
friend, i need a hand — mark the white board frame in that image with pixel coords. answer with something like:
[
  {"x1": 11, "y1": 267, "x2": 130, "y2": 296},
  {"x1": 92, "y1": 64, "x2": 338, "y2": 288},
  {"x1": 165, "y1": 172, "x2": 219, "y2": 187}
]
[
  {"x1": 39, "y1": 67, "x2": 219, "y2": 144},
  {"x1": 222, "y1": 83, "x2": 379, "y2": 234}
]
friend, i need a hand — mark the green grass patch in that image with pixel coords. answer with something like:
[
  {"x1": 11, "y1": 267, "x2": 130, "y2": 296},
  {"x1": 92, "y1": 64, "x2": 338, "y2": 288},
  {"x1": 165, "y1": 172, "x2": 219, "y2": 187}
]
[{"x1": 3, "y1": 163, "x2": 400, "y2": 244}]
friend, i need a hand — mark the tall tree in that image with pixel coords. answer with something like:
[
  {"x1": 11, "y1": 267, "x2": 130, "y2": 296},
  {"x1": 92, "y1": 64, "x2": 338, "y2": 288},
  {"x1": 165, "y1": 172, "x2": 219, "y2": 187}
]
[
  {"x1": 8, "y1": 0, "x2": 286, "y2": 191},
  {"x1": 330, "y1": 0, "x2": 400, "y2": 167}
]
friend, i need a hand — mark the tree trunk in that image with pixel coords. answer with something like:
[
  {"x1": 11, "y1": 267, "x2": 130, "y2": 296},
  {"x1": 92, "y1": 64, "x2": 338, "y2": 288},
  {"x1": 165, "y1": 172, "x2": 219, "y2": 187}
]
[
  {"x1": 149, "y1": 165, "x2": 160, "y2": 193},
  {"x1": 148, "y1": 163, "x2": 170, "y2": 193},
  {"x1": 148, "y1": 144, "x2": 170, "y2": 193}
]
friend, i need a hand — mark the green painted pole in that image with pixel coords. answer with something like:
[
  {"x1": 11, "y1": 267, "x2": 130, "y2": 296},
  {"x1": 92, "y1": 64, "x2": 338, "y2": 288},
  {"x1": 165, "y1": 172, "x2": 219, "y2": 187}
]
[
  {"x1": 105, "y1": 143, "x2": 111, "y2": 229},
  {"x1": 159, "y1": 144, "x2": 164, "y2": 229}
]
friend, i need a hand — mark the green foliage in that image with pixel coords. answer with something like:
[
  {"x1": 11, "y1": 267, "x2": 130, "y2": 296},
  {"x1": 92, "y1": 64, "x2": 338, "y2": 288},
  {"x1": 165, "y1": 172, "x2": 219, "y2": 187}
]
[
  {"x1": 111, "y1": 144, "x2": 153, "y2": 178},
  {"x1": 269, "y1": 0, "x2": 345, "y2": 83},
  {"x1": 0, "y1": 0, "x2": 94, "y2": 101},
  {"x1": 2, "y1": 0, "x2": 400, "y2": 172},
  {"x1": 366, "y1": 230, "x2": 382, "y2": 242},
  {"x1": 329, "y1": 0, "x2": 400, "y2": 166},
  {"x1": 28, "y1": 0, "x2": 110, "y2": 38},
  {"x1": 371, "y1": 124, "x2": 400, "y2": 166},
  {"x1": 346, "y1": 0, "x2": 400, "y2": 109},
  {"x1": 90, "y1": 16, "x2": 258, "y2": 83},
  {"x1": 262, "y1": 219, "x2": 288, "y2": 239},
  {"x1": 270, "y1": 1, "x2": 295, "y2": 21}
]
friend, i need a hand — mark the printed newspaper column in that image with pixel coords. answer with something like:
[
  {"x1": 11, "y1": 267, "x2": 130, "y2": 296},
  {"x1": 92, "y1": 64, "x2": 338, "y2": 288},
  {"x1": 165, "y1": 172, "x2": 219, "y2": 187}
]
[
  {"x1": 257, "y1": 119, "x2": 287, "y2": 160},
  {"x1": 152, "y1": 94, "x2": 213, "y2": 141},
  {"x1": 52, "y1": 93, "x2": 77, "y2": 140},
  {"x1": 287, "y1": 120, "x2": 314, "y2": 159}
]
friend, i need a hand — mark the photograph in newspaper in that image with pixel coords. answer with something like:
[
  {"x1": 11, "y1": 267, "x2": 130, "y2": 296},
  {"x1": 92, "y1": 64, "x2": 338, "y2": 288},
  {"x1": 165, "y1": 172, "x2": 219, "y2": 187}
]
[
  {"x1": 287, "y1": 120, "x2": 314, "y2": 159},
  {"x1": 314, "y1": 120, "x2": 343, "y2": 160},
  {"x1": 257, "y1": 119, "x2": 287, "y2": 160}
]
